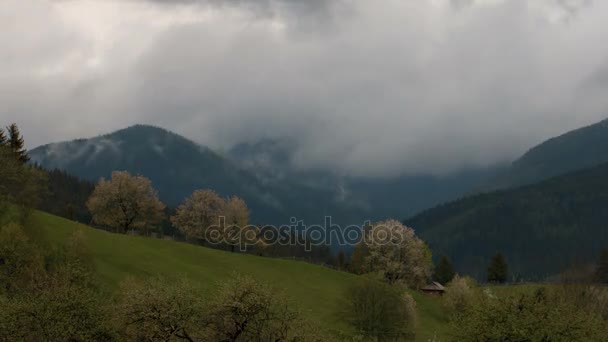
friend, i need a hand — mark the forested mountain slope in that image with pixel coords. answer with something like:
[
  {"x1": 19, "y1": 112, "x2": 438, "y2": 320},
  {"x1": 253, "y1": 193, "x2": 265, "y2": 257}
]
[{"x1": 407, "y1": 161, "x2": 608, "y2": 280}]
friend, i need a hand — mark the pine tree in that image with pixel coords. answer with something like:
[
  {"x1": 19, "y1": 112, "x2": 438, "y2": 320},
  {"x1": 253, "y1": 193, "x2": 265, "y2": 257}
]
[
  {"x1": 487, "y1": 253, "x2": 509, "y2": 284},
  {"x1": 595, "y1": 249, "x2": 608, "y2": 284},
  {"x1": 434, "y1": 255, "x2": 455, "y2": 284},
  {"x1": 0, "y1": 127, "x2": 7, "y2": 146},
  {"x1": 6, "y1": 123, "x2": 29, "y2": 163},
  {"x1": 338, "y1": 249, "x2": 346, "y2": 270}
]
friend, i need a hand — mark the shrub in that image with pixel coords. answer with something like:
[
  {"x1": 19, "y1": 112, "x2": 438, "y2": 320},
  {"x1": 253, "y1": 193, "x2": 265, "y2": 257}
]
[{"x1": 344, "y1": 278, "x2": 416, "y2": 341}]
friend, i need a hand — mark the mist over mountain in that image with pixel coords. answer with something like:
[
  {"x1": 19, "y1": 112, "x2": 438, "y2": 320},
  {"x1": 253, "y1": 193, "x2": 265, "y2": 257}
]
[
  {"x1": 31, "y1": 125, "x2": 502, "y2": 226},
  {"x1": 491, "y1": 117, "x2": 608, "y2": 189}
]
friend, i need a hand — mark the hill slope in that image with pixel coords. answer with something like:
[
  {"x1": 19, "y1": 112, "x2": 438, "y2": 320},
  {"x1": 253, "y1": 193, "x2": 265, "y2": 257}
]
[
  {"x1": 492, "y1": 118, "x2": 608, "y2": 189},
  {"x1": 29, "y1": 210, "x2": 449, "y2": 340},
  {"x1": 407, "y1": 161, "x2": 608, "y2": 280}
]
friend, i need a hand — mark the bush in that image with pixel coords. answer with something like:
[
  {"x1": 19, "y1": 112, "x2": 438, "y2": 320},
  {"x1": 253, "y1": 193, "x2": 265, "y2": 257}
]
[
  {"x1": 205, "y1": 274, "x2": 323, "y2": 342},
  {"x1": 442, "y1": 275, "x2": 478, "y2": 318},
  {"x1": 344, "y1": 278, "x2": 417, "y2": 341},
  {"x1": 112, "y1": 276, "x2": 205, "y2": 341},
  {"x1": 453, "y1": 287, "x2": 608, "y2": 341}
]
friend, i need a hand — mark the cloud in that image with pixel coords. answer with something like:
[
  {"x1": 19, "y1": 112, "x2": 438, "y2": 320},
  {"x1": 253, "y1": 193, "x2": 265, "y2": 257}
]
[{"x1": 2, "y1": 0, "x2": 608, "y2": 177}]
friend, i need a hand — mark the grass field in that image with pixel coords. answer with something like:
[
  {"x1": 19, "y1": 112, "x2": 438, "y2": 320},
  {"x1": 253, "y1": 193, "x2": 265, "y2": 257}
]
[{"x1": 25, "y1": 211, "x2": 450, "y2": 341}]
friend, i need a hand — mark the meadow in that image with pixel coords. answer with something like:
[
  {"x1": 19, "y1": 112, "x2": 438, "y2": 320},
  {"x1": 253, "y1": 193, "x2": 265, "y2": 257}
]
[{"x1": 28, "y1": 211, "x2": 450, "y2": 341}]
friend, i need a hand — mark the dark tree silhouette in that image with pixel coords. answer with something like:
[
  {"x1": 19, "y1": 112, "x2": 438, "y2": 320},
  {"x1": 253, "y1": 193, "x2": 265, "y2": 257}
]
[
  {"x1": 6, "y1": 123, "x2": 29, "y2": 163},
  {"x1": 0, "y1": 127, "x2": 7, "y2": 145},
  {"x1": 487, "y1": 253, "x2": 508, "y2": 284},
  {"x1": 595, "y1": 249, "x2": 608, "y2": 284},
  {"x1": 434, "y1": 255, "x2": 455, "y2": 284}
]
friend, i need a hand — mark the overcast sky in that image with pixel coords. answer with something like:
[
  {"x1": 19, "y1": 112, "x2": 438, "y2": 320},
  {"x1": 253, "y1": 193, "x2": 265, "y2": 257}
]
[{"x1": 1, "y1": 0, "x2": 608, "y2": 177}]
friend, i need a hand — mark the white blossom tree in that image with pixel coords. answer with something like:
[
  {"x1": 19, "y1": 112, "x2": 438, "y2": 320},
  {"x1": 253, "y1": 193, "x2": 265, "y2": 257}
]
[
  {"x1": 86, "y1": 171, "x2": 165, "y2": 234},
  {"x1": 364, "y1": 219, "x2": 432, "y2": 288},
  {"x1": 170, "y1": 189, "x2": 226, "y2": 243}
]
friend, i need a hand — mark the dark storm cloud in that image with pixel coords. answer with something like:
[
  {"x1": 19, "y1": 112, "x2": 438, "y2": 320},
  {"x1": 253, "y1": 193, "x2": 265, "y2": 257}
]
[{"x1": 2, "y1": 0, "x2": 608, "y2": 177}]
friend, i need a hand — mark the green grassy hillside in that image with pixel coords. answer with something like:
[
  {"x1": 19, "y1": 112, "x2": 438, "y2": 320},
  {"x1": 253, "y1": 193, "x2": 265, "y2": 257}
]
[{"x1": 27, "y1": 211, "x2": 449, "y2": 341}]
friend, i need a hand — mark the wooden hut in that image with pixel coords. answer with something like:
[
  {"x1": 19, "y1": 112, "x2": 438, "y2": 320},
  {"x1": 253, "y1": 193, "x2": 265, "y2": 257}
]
[{"x1": 421, "y1": 281, "x2": 445, "y2": 296}]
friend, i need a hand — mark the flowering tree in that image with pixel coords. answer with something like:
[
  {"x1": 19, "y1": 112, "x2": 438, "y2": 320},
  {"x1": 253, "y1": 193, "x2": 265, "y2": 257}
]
[
  {"x1": 87, "y1": 171, "x2": 165, "y2": 233},
  {"x1": 364, "y1": 219, "x2": 432, "y2": 288}
]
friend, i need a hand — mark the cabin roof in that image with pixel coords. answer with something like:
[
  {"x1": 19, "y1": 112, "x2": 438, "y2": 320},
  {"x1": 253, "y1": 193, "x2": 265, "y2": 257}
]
[{"x1": 421, "y1": 281, "x2": 445, "y2": 291}]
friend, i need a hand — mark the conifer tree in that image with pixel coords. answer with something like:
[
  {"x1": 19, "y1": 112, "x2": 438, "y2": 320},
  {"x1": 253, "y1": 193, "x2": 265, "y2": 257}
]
[
  {"x1": 434, "y1": 255, "x2": 455, "y2": 284},
  {"x1": 487, "y1": 253, "x2": 509, "y2": 284},
  {"x1": 6, "y1": 123, "x2": 29, "y2": 163},
  {"x1": 0, "y1": 127, "x2": 7, "y2": 146},
  {"x1": 595, "y1": 249, "x2": 608, "y2": 284}
]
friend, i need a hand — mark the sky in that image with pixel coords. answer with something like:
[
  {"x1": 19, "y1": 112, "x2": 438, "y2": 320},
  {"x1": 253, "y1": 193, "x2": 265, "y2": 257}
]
[{"x1": 1, "y1": 0, "x2": 608, "y2": 177}]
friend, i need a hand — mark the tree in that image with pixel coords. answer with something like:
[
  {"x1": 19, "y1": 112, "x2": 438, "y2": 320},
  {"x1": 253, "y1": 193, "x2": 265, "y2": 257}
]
[
  {"x1": 434, "y1": 255, "x2": 455, "y2": 285},
  {"x1": 344, "y1": 278, "x2": 417, "y2": 341},
  {"x1": 224, "y1": 196, "x2": 249, "y2": 228},
  {"x1": 0, "y1": 128, "x2": 6, "y2": 145},
  {"x1": 337, "y1": 249, "x2": 346, "y2": 270},
  {"x1": 5, "y1": 123, "x2": 29, "y2": 163},
  {"x1": 442, "y1": 275, "x2": 478, "y2": 318},
  {"x1": 487, "y1": 253, "x2": 508, "y2": 284},
  {"x1": 363, "y1": 220, "x2": 432, "y2": 288},
  {"x1": 205, "y1": 274, "x2": 322, "y2": 342},
  {"x1": 86, "y1": 171, "x2": 165, "y2": 234},
  {"x1": 170, "y1": 189, "x2": 226, "y2": 243},
  {"x1": 595, "y1": 249, "x2": 608, "y2": 284},
  {"x1": 223, "y1": 196, "x2": 251, "y2": 252},
  {"x1": 0, "y1": 146, "x2": 47, "y2": 218},
  {"x1": 112, "y1": 277, "x2": 204, "y2": 341},
  {"x1": 350, "y1": 240, "x2": 370, "y2": 274}
]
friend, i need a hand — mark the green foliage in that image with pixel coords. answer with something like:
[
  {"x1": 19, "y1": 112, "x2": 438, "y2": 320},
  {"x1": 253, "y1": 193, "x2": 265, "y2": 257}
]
[
  {"x1": 0, "y1": 224, "x2": 111, "y2": 341},
  {"x1": 0, "y1": 145, "x2": 48, "y2": 220},
  {"x1": 344, "y1": 278, "x2": 417, "y2": 341},
  {"x1": 112, "y1": 276, "x2": 205, "y2": 341},
  {"x1": 442, "y1": 275, "x2": 478, "y2": 318},
  {"x1": 595, "y1": 249, "x2": 608, "y2": 284},
  {"x1": 452, "y1": 287, "x2": 608, "y2": 341},
  {"x1": 0, "y1": 223, "x2": 45, "y2": 296},
  {"x1": 206, "y1": 274, "x2": 323, "y2": 342},
  {"x1": 0, "y1": 273, "x2": 112, "y2": 342},
  {"x1": 434, "y1": 255, "x2": 455, "y2": 284},
  {"x1": 487, "y1": 253, "x2": 508, "y2": 284}
]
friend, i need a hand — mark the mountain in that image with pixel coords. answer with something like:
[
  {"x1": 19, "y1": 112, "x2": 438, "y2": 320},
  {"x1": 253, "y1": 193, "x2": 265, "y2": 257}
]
[
  {"x1": 406, "y1": 161, "x2": 608, "y2": 280},
  {"x1": 30, "y1": 125, "x2": 380, "y2": 226},
  {"x1": 30, "y1": 125, "x2": 287, "y2": 223},
  {"x1": 31, "y1": 125, "x2": 499, "y2": 227},
  {"x1": 227, "y1": 138, "x2": 503, "y2": 221},
  {"x1": 491, "y1": 118, "x2": 608, "y2": 189}
]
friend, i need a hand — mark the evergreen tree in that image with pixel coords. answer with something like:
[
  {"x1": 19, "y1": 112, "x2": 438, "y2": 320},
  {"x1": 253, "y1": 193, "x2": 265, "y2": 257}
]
[
  {"x1": 337, "y1": 249, "x2": 346, "y2": 270},
  {"x1": 6, "y1": 123, "x2": 29, "y2": 163},
  {"x1": 595, "y1": 249, "x2": 608, "y2": 284},
  {"x1": 434, "y1": 255, "x2": 455, "y2": 284},
  {"x1": 0, "y1": 127, "x2": 7, "y2": 146},
  {"x1": 487, "y1": 253, "x2": 509, "y2": 284}
]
